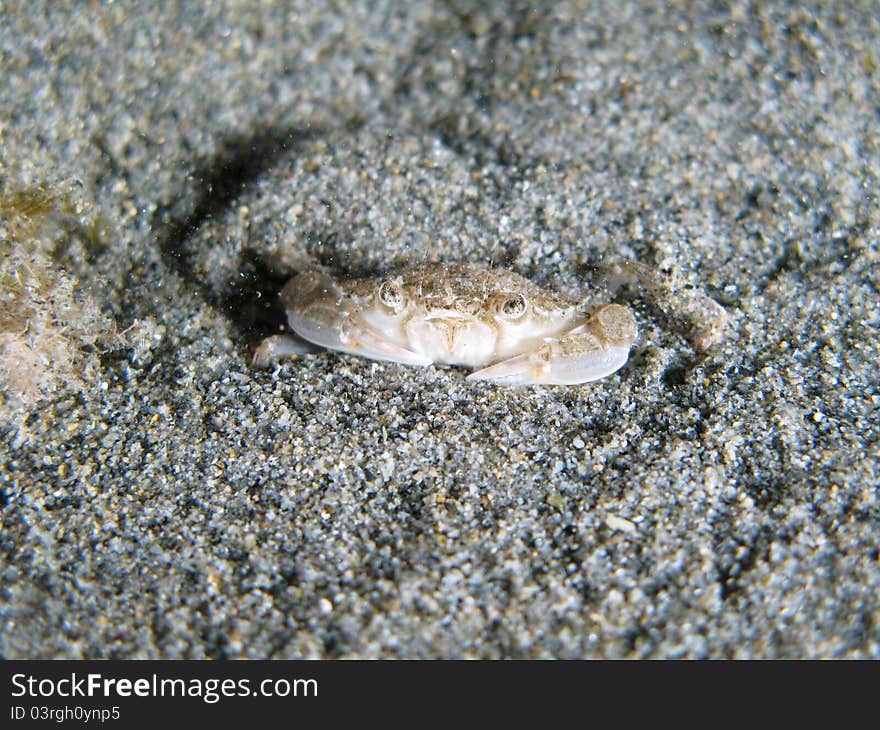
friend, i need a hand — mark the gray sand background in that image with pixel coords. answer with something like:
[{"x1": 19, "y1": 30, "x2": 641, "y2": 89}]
[{"x1": 1, "y1": 1, "x2": 878, "y2": 658}]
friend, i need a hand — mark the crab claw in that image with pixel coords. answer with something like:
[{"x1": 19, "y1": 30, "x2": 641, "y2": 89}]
[
  {"x1": 467, "y1": 304, "x2": 636, "y2": 385},
  {"x1": 282, "y1": 272, "x2": 432, "y2": 367}
]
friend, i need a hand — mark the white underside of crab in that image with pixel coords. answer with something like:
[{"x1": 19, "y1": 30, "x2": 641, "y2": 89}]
[{"x1": 255, "y1": 263, "x2": 637, "y2": 386}]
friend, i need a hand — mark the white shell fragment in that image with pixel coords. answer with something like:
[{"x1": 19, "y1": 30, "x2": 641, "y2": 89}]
[{"x1": 255, "y1": 262, "x2": 637, "y2": 386}]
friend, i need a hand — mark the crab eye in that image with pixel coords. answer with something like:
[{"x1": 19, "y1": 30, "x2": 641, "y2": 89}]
[
  {"x1": 500, "y1": 293, "x2": 527, "y2": 318},
  {"x1": 377, "y1": 280, "x2": 404, "y2": 309}
]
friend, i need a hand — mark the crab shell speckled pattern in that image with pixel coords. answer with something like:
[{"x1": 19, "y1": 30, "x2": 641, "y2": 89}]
[{"x1": 259, "y1": 262, "x2": 637, "y2": 386}]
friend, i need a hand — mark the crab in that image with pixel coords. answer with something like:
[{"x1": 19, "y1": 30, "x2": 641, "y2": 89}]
[{"x1": 254, "y1": 262, "x2": 637, "y2": 385}]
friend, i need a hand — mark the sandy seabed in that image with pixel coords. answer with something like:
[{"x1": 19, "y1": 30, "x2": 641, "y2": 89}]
[{"x1": 1, "y1": 1, "x2": 877, "y2": 658}]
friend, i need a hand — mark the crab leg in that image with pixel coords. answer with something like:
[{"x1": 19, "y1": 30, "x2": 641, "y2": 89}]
[
  {"x1": 252, "y1": 333, "x2": 321, "y2": 368},
  {"x1": 468, "y1": 304, "x2": 637, "y2": 385}
]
